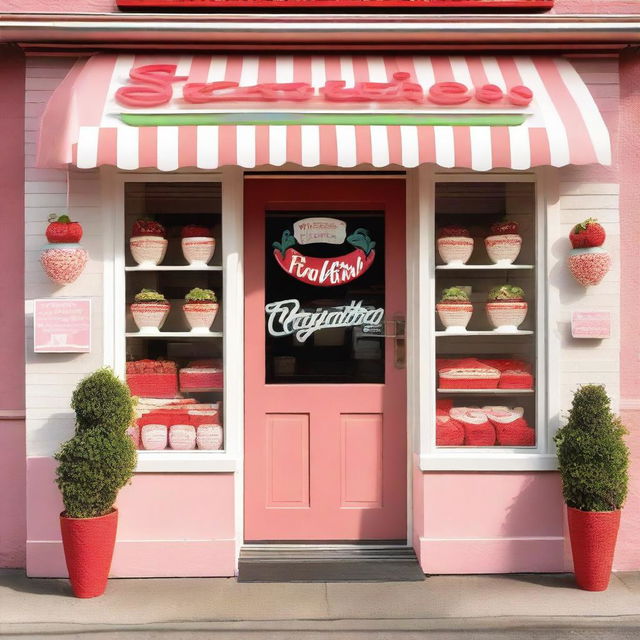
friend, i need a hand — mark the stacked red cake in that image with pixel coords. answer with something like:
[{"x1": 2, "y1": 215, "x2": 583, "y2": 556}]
[
  {"x1": 438, "y1": 357, "x2": 533, "y2": 390},
  {"x1": 482, "y1": 358, "x2": 533, "y2": 389},
  {"x1": 437, "y1": 358, "x2": 500, "y2": 389},
  {"x1": 126, "y1": 359, "x2": 178, "y2": 398},
  {"x1": 179, "y1": 359, "x2": 223, "y2": 391}
]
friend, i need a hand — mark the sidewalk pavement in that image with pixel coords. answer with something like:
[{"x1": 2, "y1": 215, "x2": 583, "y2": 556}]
[{"x1": 1, "y1": 570, "x2": 639, "y2": 638}]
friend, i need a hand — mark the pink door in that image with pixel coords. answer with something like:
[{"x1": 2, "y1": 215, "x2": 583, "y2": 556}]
[{"x1": 244, "y1": 178, "x2": 406, "y2": 541}]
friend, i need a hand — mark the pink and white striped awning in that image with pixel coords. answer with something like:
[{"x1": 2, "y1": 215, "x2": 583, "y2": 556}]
[{"x1": 37, "y1": 54, "x2": 611, "y2": 172}]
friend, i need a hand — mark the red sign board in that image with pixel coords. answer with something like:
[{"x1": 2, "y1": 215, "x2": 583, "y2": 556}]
[
  {"x1": 34, "y1": 298, "x2": 91, "y2": 353},
  {"x1": 117, "y1": 0, "x2": 553, "y2": 10},
  {"x1": 571, "y1": 311, "x2": 611, "y2": 340}
]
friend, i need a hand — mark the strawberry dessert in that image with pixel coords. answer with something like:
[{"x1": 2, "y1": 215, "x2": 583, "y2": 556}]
[
  {"x1": 437, "y1": 225, "x2": 474, "y2": 265},
  {"x1": 485, "y1": 220, "x2": 522, "y2": 266},
  {"x1": 129, "y1": 218, "x2": 168, "y2": 266},
  {"x1": 181, "y1": 224, "x2": 216, "y2": 266}
]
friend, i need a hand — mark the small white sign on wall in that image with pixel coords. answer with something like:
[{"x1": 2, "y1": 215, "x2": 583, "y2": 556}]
[
  {"x1": 33, "y1": 298, "x2": 91, "y2": 353},
  {"x1": 571, "y1": 311, "x2": 611, "y2": 339}
]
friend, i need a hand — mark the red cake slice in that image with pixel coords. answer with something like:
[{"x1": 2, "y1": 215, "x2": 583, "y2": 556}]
[{"x1": 438, "y1": 358, "x2": 500, "y2": 389}]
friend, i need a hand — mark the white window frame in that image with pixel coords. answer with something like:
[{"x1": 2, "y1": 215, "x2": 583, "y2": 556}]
[
  {"x1": 101, "y1": 167, "x2": 244, "y2": 473},
  {"x1": 408, "y1": 166, "x2": 559, "y2": 471}
]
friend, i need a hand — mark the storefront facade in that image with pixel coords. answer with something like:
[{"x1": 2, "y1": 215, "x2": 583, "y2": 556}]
[{"x1": 1, "y1": 2, "x2": 639, "y2": 577}]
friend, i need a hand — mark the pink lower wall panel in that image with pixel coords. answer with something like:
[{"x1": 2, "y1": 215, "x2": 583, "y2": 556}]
[
  {"x1": 26, "y1": 457, "x2": 236, "y2": 577},
  {"x1": 0, "y1": 420, "x2": 26, "y2": 568},
  {"x1": 415, "y1": 471, "x2": 566, "y2": 574}
]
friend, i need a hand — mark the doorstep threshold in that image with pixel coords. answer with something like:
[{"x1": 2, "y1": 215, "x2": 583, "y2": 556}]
[{"x1": 238, "y1": 543, "x2": 425, "y2": 583}]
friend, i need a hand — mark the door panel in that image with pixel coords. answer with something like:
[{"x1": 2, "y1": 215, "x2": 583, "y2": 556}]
[
  {"x1": 265, "y1": 414, "x2": 310, "y2": 508},
  {"x1": 244, "y1": 178, "x2": 406, "y2": 541}
]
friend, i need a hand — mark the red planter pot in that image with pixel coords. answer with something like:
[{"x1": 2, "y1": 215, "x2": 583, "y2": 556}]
[
  {"x1": 60, "y1": 509, "x2": 118, "y2": 598},
  {"x1": 567, "y1": 506, "x2": 621, "y2": 592}
]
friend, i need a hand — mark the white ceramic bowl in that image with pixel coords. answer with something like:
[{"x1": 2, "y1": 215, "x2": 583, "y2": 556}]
[
  {"x1": 485, "y1": 234, "x2": 522, "y2": 265},
  {"x1": 131, "y1": 302, "x2": 170, "y2": 333},
  {"x1": 181, "y1": 237, "x2": 216, "y2": 266},
  {"x1": 129, "y1": 236, "x2": 168, "y2": 267},
  {"x1": 183, "y1": 302, "x2": 219, "y2": 332},
  {"x1": 437, "y1": 236, "x2": 474, "y2": 265},
  {"x1": 436, "y1": 302, "x2": 473, "y2": 332},
  {"x1": 486, "y1": 301, "x2": 527, "y2": 332}
]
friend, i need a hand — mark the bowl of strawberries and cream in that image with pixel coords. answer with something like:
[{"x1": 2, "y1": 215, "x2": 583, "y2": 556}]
[
  {"x1": 129, "y1": 219, "x2": 167, "y2": 267},
  {"x1": 485, "y1": 220, "x2": 522, "y2": 266},
  {"x1": 180, "y1": 225, "x2": 215, "y2": 267}
]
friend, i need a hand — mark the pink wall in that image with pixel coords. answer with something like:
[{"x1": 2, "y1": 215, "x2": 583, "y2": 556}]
[
  {"x1": 0, "y1": 45, "x2": 25, "y2": 570},
  {"x1": 26, "y1": 457, "x2": 237, "y2": 577},
  {"x1": 415, "y1": 471, "x2": 566, "y2": 574},
  {"x1": 615, "y1": 48, "x2": 640, "y2": 572}
]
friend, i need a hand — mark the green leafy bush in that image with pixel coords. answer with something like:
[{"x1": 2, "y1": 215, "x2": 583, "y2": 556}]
[
  {"x1": 55, "y1": 369, "x2": 137, "y2": 518},
  {"x1": 133, "y1": 288, "x2": 167, "y2": 303},
  {"x1": 554, "y1": 385, "x2": 629, "y2": 512},
  {"x1": 440, "y1": 286, "x2": 470, "y2": 302},
  {"x1": 185, "y1": 287, "x2": 217, "y2": 302},
  {"x1": 487, "y1": 284, "x2": 525, "y2": 301}
]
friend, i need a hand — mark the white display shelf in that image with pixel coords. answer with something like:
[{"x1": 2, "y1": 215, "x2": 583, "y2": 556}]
[
  {"x1": 125, "y1": 265, "x2": 222, "y2": 271},
  {"x1": 125, "y1": 331, "x2": 223, "y2": 338},
  {"x1": 437, "y1": 388, "x2": 535, "y2": 394},
  {"x1": 435, "y1": 264, "x2": 534, "y2": 270},
  {"x1": 435, "y1": 330, "x2": 534, "y2": 337}
]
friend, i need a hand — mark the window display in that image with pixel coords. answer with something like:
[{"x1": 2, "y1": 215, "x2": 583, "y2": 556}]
[
  {"x1": 434, "y1": 181, "x2": 538, "y2": 449},
  {"x1": 123, "y1": 182, "x2": 224, "y2": 452}
]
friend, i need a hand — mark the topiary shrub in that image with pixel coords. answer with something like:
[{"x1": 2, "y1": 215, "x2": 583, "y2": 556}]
[
  {"x1": 55, "y1": 368, "x2": 137, "y2": 518},
  {"x1": 554, "y1": 384, "x2": 629, "y2": 512}
]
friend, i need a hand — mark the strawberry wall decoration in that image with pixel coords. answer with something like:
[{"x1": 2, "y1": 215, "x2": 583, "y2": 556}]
[
  {"x1": 40, "y1": 215, "x2": 88, "y2": 285},
  {"x1": 568, "y1": 218, "x2": 611, "y2": 287}
]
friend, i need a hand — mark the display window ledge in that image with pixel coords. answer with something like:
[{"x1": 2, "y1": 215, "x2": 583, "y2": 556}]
[
  {"x1": 135, "y1": 451, "x2": 237, "y2": 473},
  {"x1": 419, "y1": 453, "x2": 558, "y2": 472}
]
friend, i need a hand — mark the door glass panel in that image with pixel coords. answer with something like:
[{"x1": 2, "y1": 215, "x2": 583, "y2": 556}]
[{"x1": 265, "y1": 210, "x2": 385, "y2": 384}]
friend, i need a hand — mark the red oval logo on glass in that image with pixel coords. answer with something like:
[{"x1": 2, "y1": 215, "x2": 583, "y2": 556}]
[{"x1": 272, "y1": 218, "x2": 376, "y2": 287}]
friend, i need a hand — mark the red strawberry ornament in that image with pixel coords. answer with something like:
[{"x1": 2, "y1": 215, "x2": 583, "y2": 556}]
[
  {"x1": 569, "y1": 218, "x2": 606, "y2": 249},
  {"x1": 181, "y1": 225, "x2": 212, "y2": 238},
  {"x1": 491, "y1": 220, "x2": 519, "y2": 235},
  {"x1": 45, "y1": 214, "x2": 83, "y2": 243},
  {"x1": 131, "y1": 219, "x2": 166, "y2": 238}
]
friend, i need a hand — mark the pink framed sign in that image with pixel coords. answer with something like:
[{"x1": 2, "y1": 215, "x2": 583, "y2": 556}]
[
  {"x1": 34, "y1": 298, "x2": 91, "y2": 353},
  {"x1": 571, "y1": 311, "x2": 611, "y2": 340}
]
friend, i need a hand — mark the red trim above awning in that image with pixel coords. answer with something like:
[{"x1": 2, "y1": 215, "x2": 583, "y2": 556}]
[{"x1": 37, "y1": 54, "x2": 611, "y2": 172}]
